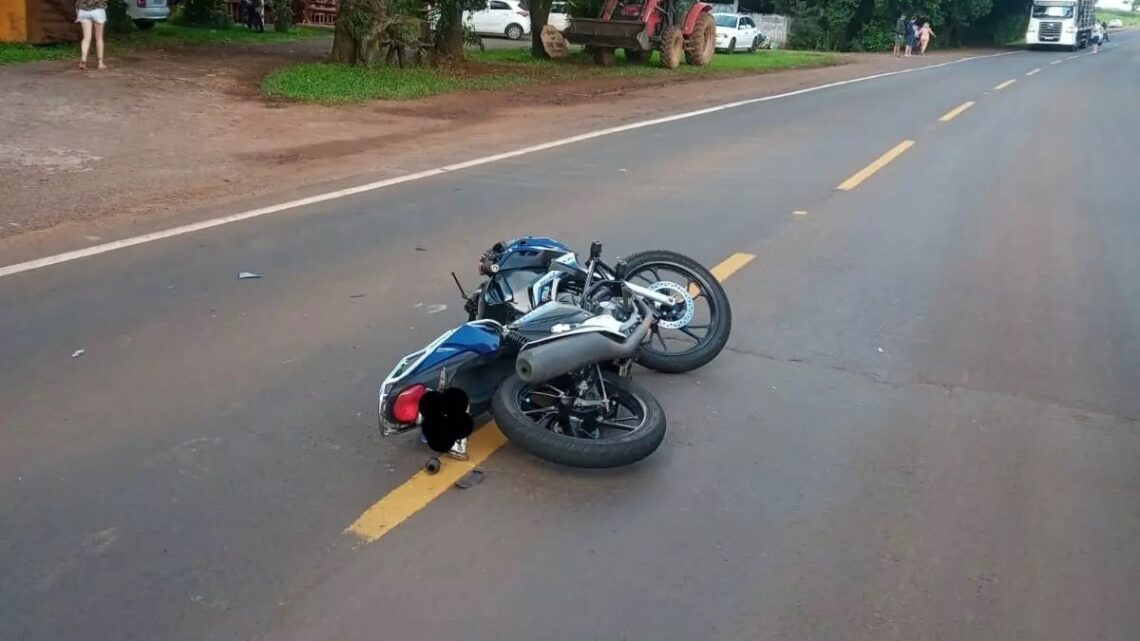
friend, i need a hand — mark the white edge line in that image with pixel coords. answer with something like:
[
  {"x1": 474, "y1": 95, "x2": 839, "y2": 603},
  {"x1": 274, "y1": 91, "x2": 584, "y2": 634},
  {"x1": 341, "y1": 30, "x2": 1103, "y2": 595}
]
[
  {"x1": 0, "y1": 50, "x2": 1022, "y2": 280},
  {"x1": 1026, "y1": 68, "x2": 1041, "y2": 75},
  {"x1": 1051, "y1": 59, "x2": 1063, "y2": 64}
]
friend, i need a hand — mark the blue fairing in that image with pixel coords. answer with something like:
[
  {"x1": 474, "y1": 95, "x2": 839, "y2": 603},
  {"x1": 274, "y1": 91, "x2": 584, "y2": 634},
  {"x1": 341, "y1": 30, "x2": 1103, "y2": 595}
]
[
  {"x1": 405, "y1": 322, "x2": 502, "y2": 378},
  {"x1": 504, "y1": 236, "x2": 572, "y2": 253}
]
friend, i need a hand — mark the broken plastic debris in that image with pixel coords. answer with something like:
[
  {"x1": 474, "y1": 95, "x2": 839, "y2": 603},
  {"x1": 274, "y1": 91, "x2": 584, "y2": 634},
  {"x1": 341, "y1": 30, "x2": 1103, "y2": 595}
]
[
  {"x1": 426, "y1": 304, "x2": 447, "y2": 314},
  {"x1": 455, "y1": 468, "x2": 485, "y2": 489},
  {"x1": 877, "y1": 347, "x2": 885, "y2": 353},
  {"x1": 618, "y1": 168, "x2": 628, "y2": 173},
  {"x1": 238, "y1": 272, "x2": 262, "y2": 280},
  {"x1": 71, "y1": 349, "x2": 85, "y2": 358},
  {"x1": 349, "y1": 294, "x2": 365, "y2": 298}
]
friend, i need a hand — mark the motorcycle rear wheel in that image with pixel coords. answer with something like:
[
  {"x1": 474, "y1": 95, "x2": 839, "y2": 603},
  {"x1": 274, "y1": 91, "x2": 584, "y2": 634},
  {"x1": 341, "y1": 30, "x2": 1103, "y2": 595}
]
[{"x1": 492, "y1": 372, "x2": 666, "y2": 468}]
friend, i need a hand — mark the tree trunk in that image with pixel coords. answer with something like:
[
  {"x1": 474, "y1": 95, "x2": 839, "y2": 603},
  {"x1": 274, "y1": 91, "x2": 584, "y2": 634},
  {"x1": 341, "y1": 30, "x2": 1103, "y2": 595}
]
[
  {"x1": 331, "y1": 16, "x2": 359, "y2": 63},
  {"x1": 529, "y1": 0, "x2": 553, "y2": 58},
  {"x1": 435, "y1": 5, "x2": 465, "y2": 59}
]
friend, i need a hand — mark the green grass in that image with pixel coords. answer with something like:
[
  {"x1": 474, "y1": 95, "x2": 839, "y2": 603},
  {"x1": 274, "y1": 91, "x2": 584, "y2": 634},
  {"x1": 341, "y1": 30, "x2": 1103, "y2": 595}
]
[
  {"x1": 264, "y1": 48, "x2": 840, "y2": 103},
  {"x1": 262, "y1": 63, "x2": 533, "y2": 102},
  {"x1": 116, "y1": 22, "x2": 330, "y2": 46},
  {"x1": 1, "y1": 22, "x2": 329, "y2": 66},
  {"x1": 0, "y1": 42, "x2": 74, "y2": 65},
  {"x1": 1097, "y1": 9, "x2": 1140, "y2": 27}
]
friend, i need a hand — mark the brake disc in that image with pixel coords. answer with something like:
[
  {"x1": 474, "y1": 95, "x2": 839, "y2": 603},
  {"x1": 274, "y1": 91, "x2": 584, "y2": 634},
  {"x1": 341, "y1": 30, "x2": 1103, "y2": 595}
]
[{"x1": 647, "y1": 281, "x2": 695, "y2": 329}]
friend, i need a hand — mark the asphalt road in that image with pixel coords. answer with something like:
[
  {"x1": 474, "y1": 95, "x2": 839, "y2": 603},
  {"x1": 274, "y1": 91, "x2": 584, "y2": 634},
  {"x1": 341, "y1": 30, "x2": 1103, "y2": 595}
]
[{"x1": 3, "y1": 37, "x2": 1140, "y2": 641}]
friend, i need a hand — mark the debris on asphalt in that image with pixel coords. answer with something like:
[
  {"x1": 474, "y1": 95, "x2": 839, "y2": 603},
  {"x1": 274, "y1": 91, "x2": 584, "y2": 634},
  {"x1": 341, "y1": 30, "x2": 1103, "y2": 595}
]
[
  {"x1": 618, "y1": 168, "x2": 628, "y2": 173},
  {"x1": 71, "y1": 349, "x2": 85, "y2": 358},
  {"x1": 455, "y1": 468, "x2": 485, "y2": 490},
  {"x1": 426, "y1": 304, "x2": 447, "y2": 314},
  {"x1": 349, "y1": 294, "x2": 365, "y2": 298},
  {"x1": 877, "y1": 347, "x2": 885, "y2": 353},
  {"x1": 415, "y1": 247, "x2": 426, "y2": 252},
  {"x1": 238, "y1": 272, "x2": 262, "y2": 280}
]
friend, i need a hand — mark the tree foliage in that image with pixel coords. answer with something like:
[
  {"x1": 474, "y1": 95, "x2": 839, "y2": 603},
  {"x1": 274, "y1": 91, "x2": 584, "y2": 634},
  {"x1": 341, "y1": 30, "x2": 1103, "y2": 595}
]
[
  {"x1": 769, "y1": 0, "x2": 1037, "y2": 51},
  {"x1": 331, "y1": 0, "x2": 424, "y2": 65},
  {"x1": 174, "y1": 0, "x2": 233, "y2": 27}
]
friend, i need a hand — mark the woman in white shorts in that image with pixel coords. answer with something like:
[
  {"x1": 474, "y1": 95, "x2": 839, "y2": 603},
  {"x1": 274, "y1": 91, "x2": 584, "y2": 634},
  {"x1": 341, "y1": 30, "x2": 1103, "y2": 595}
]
[{"x1": 75, "y1": 0, "x2": 108, "y2": 70}]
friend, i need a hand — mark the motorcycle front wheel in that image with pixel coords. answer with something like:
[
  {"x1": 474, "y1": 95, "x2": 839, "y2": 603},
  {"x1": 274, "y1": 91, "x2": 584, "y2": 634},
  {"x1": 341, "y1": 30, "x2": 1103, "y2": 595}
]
[
  {"x1": 620, "y1": 249, "x2": 733, "y2": 374},
  {"x1": 492, "y1": 371, "x2": 666, "y2": 468}
]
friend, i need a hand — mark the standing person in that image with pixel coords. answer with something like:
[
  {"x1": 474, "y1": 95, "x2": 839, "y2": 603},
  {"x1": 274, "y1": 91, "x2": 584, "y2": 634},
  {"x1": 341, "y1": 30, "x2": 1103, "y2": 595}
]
[
  {"x1": 1101, "y1": 21, "x2": 1109, "y2": 43},
  {"x1": 894, "y1": 12, "x2": 907, "y2": 57},
  {"x1": 1092, "y1": 21, "x2": 1104, "y2": 53},
  {"x1": 251, "y1": 0, "x2": 265, "y2": 32},
  {"x1": 904, "y1": 18, "x2": 917, "y2": 57},
  {"x1": 75, "y1": 0, "x2": 107, "y2": 70},
  {"x1": 918, "y1": 21, "x2": 935, "y2": 55}
]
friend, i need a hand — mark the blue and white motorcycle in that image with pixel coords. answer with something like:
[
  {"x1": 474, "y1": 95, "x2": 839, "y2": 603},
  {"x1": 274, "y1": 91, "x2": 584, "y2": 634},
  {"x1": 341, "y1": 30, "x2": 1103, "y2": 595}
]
[
  {"x1": 378, "y1": 239, "x2": 729, "y2": 468},
  {"x1": 378, "y1": 272, "x2": 665, "y2": 468}
]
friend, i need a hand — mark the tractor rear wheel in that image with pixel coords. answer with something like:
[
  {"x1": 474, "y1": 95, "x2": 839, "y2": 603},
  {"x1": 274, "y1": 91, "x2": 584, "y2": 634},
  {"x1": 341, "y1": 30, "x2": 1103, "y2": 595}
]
[
  {"x1": 660, "y1": 27, "x2": 684, "y2": 69},
  {"x1": 593, "y1": 46, "x2": 617, "y2": 67},
  {"x1": 684, "y1": 12, "x2": 716, "y2": 66}
]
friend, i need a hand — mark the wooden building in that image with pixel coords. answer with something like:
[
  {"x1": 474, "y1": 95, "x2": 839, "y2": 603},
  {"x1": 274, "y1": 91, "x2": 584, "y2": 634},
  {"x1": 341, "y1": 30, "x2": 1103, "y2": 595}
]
[{"x1": 1, "y1": 0, "x2": 78, "y2": 44}]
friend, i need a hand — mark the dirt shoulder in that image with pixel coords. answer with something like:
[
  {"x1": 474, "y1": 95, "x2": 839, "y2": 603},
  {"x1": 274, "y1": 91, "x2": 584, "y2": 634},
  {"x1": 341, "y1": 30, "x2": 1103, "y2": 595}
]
[{"x1": 0, "y1": 43, "x2": 1007, "y2": 251}]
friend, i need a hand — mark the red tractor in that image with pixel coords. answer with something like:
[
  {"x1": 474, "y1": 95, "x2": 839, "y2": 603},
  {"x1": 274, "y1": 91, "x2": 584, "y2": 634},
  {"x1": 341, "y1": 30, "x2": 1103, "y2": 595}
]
[{"x1": 560, "y1": 0, "x2": 716, "y2": 69}]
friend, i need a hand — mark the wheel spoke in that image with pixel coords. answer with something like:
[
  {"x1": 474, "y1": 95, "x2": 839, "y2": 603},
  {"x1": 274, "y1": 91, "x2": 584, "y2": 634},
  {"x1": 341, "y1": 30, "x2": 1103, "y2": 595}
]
[
  {"x1": 679, "y1": 326, "x2": 704, "y2": 341},
  {"x1": 522, "y1": 407, "x2": 557, "y2": 416},
  {"x1": 596, "y1": 419, "x2": 641, "y2": 432}
]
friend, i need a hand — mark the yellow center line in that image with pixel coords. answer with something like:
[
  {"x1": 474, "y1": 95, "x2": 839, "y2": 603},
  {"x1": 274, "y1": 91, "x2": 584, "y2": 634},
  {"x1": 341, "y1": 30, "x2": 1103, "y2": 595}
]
[
  {"x1": 836, "y1": 140, "x2": 916, "y2": 191},
  {"x1": 939, "y1": 101, "x2": 975, "y2": 122},
  {"x1": 993, "y1": 79, "x2": 1016, "y2": 91},
  {"x1": 1026, "y1": 68, "x2": 1041, "y2": 76},
  {"x1": 347, "y1": 251, "x2": 758, "y2": 544}
]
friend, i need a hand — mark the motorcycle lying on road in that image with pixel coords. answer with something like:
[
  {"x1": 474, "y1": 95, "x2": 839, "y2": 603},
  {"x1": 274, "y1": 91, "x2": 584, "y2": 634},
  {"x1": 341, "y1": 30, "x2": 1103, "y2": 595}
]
[
  {"x1": 377, "y1": 240, "x2": 730, "y2": 468},
  {"x1": 379, "y1": 281, "x2": 666, "y2": 468}
]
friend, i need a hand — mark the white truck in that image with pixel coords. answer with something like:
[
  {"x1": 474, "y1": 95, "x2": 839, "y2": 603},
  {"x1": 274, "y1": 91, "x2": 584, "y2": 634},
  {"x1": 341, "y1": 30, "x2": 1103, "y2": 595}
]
[{"x1": 1025, "y1": 0, "x2": 1096, "y2": 51}]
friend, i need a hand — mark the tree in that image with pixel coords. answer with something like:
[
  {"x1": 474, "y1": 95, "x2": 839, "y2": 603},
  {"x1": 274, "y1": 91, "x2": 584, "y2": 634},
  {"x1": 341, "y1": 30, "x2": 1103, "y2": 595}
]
[
  {"x1": 331, "y1": 0, "x2": 422, "y2": 65},
  {"x1": 431, "y1": 0, "x2": 488, "y2": 58},
  {"x1": 528, "y1": 0, "x2": 553, "y2": 58}
]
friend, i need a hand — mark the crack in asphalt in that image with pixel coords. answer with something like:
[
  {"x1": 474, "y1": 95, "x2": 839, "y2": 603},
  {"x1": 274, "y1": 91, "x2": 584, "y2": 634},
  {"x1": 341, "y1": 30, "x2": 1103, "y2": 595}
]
[{"x1": 722, "y1": 345, "x2": 1140, "y2": 426}]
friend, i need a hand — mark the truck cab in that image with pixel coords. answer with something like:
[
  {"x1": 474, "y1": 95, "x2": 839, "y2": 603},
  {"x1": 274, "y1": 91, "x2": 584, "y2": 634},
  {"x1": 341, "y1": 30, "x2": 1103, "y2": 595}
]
[{"x1": 1025, "y1": 0, "x2": 1095, "y2": 51}]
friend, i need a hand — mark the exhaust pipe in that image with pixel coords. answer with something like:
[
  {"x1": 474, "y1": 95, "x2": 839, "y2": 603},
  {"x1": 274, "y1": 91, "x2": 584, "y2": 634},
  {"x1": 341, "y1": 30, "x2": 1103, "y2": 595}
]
[{"x1": 515, "y1": 316, "x2": 651, "y2": 385}]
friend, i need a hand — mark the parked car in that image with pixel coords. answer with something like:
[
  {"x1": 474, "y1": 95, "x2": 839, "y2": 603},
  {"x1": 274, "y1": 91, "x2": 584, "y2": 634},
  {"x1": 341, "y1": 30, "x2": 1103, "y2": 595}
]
[
  {"x1": 713, "y1": 13, "x2": 763, "y2": 53},
  {"x1": 129, "y1": 0, "x2": 171, "y2": 30},
  {"x1": 465, "y1": 0, "x2": 531, "y2": 40},
  {"x1": 548, "y1": 1, "x2": 571, "y2": 31},
  {"x1": 1106, "y1": 18, "x2": 1123, "y2": 28}
]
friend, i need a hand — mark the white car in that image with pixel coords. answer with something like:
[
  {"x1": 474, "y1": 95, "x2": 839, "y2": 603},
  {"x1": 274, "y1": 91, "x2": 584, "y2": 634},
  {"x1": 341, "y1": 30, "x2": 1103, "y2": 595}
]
[
  {"x1": 464, "y1": 0, "x2": 531, "y2": 40},
  {"x1": 128, "y1": 0, "x2": 170, "y2": 30},
  {"x1": 713, "y1": 13, "x2": 762, "y2": 52},
  {"x1": 1107, "y1": 18, "x2": 1123, "y2": 29},
  {"x1": 548, "y1": 1, "x2": 572, "y2": 32}
]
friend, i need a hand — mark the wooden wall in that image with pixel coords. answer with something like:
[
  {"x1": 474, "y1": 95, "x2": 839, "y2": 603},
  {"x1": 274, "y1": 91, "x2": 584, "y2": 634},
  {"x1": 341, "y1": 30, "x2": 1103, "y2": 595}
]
[
  {"x1": 29, "y1": 0, "x2": 78, "y2": 43},
  {"x1": 2, "y1": 0, "x2": 77, "y2": 43},
  {"x1": 0, "y1": 0, "x2": 30, "y2": 42}
]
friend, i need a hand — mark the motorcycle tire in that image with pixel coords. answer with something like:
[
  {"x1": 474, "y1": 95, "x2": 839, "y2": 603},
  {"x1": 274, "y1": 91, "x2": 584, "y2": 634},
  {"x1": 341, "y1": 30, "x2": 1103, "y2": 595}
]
[
  {"x1": 621, "y1": 249, "x2": 733, "y2": 374},
  {"x1": 492, "y1": 373, "x2": 666, "y2": 468}
]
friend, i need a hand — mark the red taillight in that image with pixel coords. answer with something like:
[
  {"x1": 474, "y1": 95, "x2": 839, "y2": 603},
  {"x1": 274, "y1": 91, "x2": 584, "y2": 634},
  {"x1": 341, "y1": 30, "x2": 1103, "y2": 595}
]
[
  {"x1": 393, "y1": 384, "x2": 427, "y2": 423},
  {"x1": 137, "y1": 0, "x2": 146, "y2": 6}
]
